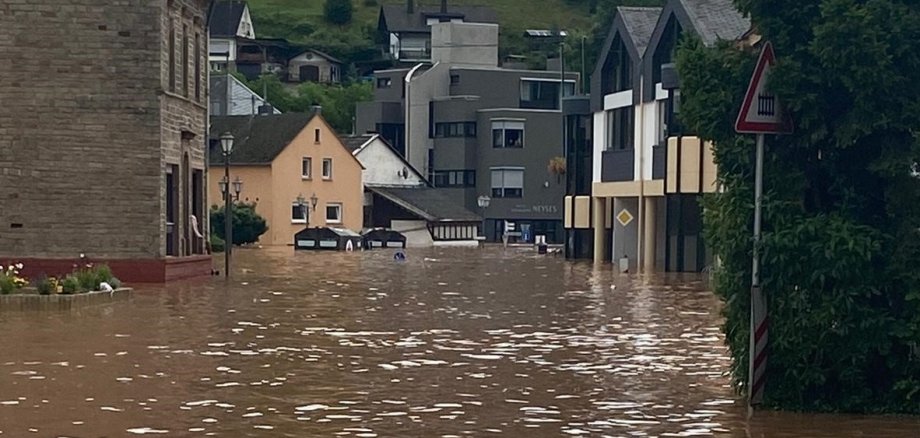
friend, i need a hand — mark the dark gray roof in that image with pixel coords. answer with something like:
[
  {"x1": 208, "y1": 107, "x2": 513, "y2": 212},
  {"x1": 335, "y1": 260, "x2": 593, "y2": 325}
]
[
  {"x1": 209, "y1": 1, "x2": 247, "y2": 38},
  {"x1": 618, "y1": 7, "x2": 662, "y2": 56},
  {"x1": 341, "y1": 134, "x2": 375, "y2": 153},
  {"x1": 678, "y1": 0, "x2": 750, "y2": 46},
  {"x1": 380, "y1": 4, "x2": 499, "y2": 33},
  {"x1": 369, "y1": 187, "x2": 481, "y2": 222},
  {"x1": 208, "y1": 114, "x2": 315, "y2": 165}
]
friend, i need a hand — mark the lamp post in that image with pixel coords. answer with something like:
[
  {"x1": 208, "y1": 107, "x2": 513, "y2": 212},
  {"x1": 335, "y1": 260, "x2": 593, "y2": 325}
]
[
  {"x1": 220, "y1": 132, "x2": 234, "y2": 277},
  {"x1": 310, "y1": 193, "x2": 318, "y2": 227},
  {"x1": 232, "y1": 176, "x2": 243, "y2": 201},
  {"x1": 477, "y1": 195, "x2": 491, "y2": 243}
]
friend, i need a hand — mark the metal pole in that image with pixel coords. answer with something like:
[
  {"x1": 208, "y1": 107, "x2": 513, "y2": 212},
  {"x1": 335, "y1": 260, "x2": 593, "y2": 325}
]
[
  {"x1": 481, "y1": 207, "x2": 486, "y2": 245},
  {"x1": 560, "y1": 39, "x2": 565, "y2": 156},
  {"x1": 748, "y1": 133, "x2": 766, "y2": 408},
  {"x1": 224, "y1": 155, "x2": 231, "y2": 278},
  {"x1": 581, "y1": 36, "x2": 586, "y2": 94}
]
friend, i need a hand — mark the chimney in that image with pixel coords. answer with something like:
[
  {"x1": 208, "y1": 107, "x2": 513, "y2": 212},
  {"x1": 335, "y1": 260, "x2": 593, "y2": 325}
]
[
  {"x1": 407, "y1": 0, "x2": 414, "y2": 14},
  {"x1": 441, "y1": 0, "x2": 448, "y2": 14},
  {"x1": 310, "y1": 105, "x2": 322, "y2": 115}
]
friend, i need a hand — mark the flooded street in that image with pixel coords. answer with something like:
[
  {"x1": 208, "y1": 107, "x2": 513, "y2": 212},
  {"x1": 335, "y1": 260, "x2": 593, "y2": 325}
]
[{"x1": 1, "y1": 247, "x2": 917, "y2": 437}]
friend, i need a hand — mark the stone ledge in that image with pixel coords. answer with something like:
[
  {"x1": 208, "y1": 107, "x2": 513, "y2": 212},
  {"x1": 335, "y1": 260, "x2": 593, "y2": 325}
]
[{"x1": 0, "y1": 288, "x2": 132, "y2": 312}]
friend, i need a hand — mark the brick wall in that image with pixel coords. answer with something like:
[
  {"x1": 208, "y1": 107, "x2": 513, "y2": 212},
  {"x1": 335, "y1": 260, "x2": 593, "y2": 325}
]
[{"x1": 0, "y1": 0, "x2": 210, "y2": 262}]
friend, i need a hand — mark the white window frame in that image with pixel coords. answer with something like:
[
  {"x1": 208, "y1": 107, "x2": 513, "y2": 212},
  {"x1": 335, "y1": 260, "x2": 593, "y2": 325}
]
[
  {"x1": 291, "y1": 202, "x2": 307, "y2": 224},
  {"x1": 491, "y1": 120, "x2": 525, "y2": 148},
  {"x1": 325, "y1": 203, "x2": 343, "y2": 224},
  {"x1": 490, "y1": 167, "x2": 525, "y2": 198},
  {"x1": 302, "y1": 157, "x2": 312, "y2": 179},
  {"x1": 322, "y1": 158, "x2": 333, "y2": 180}
]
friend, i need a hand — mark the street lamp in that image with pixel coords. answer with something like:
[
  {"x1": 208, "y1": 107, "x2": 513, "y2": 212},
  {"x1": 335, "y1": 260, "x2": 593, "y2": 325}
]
[
  {"x1": 220, "y1": 132, "x2": 234, "y2": 278},
  {"x1": 232, "y1": 176, "x2": 243, "y2": 201},
  {"x1": 310, "y1": 193, "x2": 319, "y2": 227},
  {"x1": 477, "y1": 195, "x2": 491, "y2": 243}
]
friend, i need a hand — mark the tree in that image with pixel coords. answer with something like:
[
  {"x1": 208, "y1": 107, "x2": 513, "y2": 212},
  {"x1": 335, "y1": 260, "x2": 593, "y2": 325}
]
[
  {"x1": 210, "y1": 203, "x2": 268, "y2": 246},
  {"x1": 323, "y1": 0, "x2": 353, "y2": 26},
  {"x1": 677, "y1": 0, "x2": 920, "y2": 413}
]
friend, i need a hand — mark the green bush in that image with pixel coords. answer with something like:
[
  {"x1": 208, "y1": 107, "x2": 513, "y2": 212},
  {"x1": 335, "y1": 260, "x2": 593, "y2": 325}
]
[
  {"x1": 61, "y1": 276, "x2": 79, "y2": 295},
  {"x1": 109, "y1": 277, "x2": 122, "y2": 290},
  {"x1": 95, "y1": 264, "x2": 113, "y2": 285},
  {"x1": 35, "y1": 276, "x2": 55, "y2": 295},
  {"x1": 210, "y1": 202, "x2": 268, "y2": 246},
  {"x1": 323, "y1": 0, "x2": 353, "y2": 25},
  {"x1": 0, "y1": 275, "x2": 14, "y2": 295},
  {"x1": 75, "y1": 268, "x2": 99, "y2": 292},
  {"x1": 210, "y1": 234, "x2": 226, "y2": 252}
]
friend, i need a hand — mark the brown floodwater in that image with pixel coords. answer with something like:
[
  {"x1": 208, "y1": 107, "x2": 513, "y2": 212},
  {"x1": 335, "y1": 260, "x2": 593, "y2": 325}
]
[{"x1": 1, "y1": 247, "x2": 917, "y2": 437}]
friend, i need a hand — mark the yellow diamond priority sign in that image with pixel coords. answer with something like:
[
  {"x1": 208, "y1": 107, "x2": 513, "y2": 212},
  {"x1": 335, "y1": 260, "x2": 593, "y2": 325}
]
[{"x1": 616, "y1": 209, "x2": 634, "y2": 227}]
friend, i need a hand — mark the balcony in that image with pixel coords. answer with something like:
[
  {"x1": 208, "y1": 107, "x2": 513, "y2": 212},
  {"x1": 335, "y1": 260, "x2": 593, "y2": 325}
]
[
  {"x1": 398, "y1": 48, "x2": 431, "y2": 61},
  {"x1": 601, "y1": 148, "x2": 635, "y2": 182}
]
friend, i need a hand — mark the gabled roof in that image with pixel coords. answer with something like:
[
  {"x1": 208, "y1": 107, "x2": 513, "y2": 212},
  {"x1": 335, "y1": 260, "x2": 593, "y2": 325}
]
[
  {"x1": 209, "y1": 1, "x2": 247, "y2": 37},
  {"x1": 208, "y1": 114, "x2": 315, "y2": 165},
  {"x1": 380, "y1": 4, "x2": 499, "y2": 34},
  {"x1": 619, "y1": 7, "x2": 662, "y2": 56},
  {"x1": 341, "y1": 134, "x2": 376, "y2": 153},
  {"x1": 290, "y1": 49, "x2": 343, "y2": 65},
  {"x1": 368, "y1": 187, "x2": 481, "y2": 222},
  {"x1": 343, "y1": 134, "x2": 430, "y2": 186},
  {"x1": 678, "y1": 0, "x2": 750, "y2": 47},
  {"x1": 590, "y1": 7, "x2": 662, "y2": 111}
]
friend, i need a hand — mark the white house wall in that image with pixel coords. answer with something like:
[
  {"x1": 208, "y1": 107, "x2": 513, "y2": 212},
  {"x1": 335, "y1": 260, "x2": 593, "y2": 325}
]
[
  {"x1": 226, "y1": 76, "x2": 279, "y2": 116},
  {"x1": 592, "y1": 111, "x2": 605, "y2": 183},
  {"x1": 407, "y1": 63, "x2": 450, "y2": 177},
  {"x1": 237, "y1": 6, "x2": 255, "y2": 39},
  {"x1": 356, "y1": 139, "x2": 426, "y2": 187}
]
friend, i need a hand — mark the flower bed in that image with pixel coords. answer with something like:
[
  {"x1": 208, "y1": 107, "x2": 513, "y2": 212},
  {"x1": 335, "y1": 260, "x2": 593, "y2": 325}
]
[{"x1": 0, "y1": 261, "x2": 123, "y2": 296}]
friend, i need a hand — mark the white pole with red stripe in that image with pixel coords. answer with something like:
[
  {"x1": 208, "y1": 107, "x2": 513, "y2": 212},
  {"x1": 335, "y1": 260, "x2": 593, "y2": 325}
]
[{"x1": 748, "y1": 133, "x2": 768, "y2": 407}]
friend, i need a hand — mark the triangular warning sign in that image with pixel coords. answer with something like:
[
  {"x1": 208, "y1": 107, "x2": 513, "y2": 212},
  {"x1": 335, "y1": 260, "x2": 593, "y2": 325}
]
[{"x1": 735, "y1": 42, "x2": 792, "y2": 134}]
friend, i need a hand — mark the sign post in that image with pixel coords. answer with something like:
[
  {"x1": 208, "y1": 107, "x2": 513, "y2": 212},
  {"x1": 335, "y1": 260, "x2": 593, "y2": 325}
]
[{"x1": 734, "y1": 42, "x2": 791, "y2": 409}]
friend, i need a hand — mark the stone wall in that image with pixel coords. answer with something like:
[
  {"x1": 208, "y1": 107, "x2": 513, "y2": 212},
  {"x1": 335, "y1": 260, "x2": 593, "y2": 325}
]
[{"x1": 0, "y1": 0, "x2": 210, "y2": 264}]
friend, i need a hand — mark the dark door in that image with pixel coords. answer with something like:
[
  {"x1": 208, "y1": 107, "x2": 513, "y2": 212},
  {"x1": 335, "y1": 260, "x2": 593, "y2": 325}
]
[{"x1": 299, "y1": 65, "x2": 320, "y2": 82}]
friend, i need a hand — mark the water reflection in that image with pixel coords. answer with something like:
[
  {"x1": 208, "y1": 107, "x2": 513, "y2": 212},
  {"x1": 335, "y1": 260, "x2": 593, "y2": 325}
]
[{"x1": 0, "y1": 247, "x2": 917, "y2": 437}]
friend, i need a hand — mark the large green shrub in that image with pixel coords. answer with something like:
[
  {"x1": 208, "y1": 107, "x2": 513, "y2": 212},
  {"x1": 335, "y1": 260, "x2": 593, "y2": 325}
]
[
  {"x1": 323, "y1": 0, "x2": 353, "y2": 25},
  {"x1": 210, "y1": 203, "x2": 269, "y2": 246},
  {"x1": 677, "y1": 0, "x2": 920, "y2": 413}
]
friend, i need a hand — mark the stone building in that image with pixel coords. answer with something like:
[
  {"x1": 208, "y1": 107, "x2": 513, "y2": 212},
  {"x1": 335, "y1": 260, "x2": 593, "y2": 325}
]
[{"x1": 0, "y1": 0, "x2": 213, "y2": 282}]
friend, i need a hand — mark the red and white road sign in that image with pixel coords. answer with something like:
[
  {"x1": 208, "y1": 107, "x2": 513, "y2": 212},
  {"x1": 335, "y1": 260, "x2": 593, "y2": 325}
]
[{"x1": 735, "y1": 42, "x2": 792, "y2": 134}]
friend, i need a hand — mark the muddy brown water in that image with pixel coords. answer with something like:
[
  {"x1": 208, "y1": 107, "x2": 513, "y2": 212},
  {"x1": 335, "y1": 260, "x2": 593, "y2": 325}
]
[{"x1": 1, "y1": 247, "x2": 917, "y2": 437}]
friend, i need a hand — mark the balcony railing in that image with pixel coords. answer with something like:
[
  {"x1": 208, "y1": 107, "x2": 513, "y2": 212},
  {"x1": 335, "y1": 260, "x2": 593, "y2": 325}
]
[
  {"x1": 601, "y1": 148, "x2": 635, "y2": 182},
  {"x1": 398, "y1": 49, "x2": 431, "y2": 61}
]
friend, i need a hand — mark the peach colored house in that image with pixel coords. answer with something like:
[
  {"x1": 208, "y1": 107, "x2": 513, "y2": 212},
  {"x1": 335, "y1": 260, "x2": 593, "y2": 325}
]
[{"x1": 208, "y1": 113, "x2": 364, "y2": 246}]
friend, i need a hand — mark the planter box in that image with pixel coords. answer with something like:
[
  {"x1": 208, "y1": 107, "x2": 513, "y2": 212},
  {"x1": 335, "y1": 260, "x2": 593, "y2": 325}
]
[{"x1": 0, "y1": 288, "x2": 132, "y2": 312}]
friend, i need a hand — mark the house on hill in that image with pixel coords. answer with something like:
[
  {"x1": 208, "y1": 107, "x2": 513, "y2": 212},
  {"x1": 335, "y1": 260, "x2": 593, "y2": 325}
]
[
  {"x1": 378, "y1": 0, "x2": 499, "y2": 63},
  {"x1": 208, "y1": 112, "x2": 364, "y2": 246}
]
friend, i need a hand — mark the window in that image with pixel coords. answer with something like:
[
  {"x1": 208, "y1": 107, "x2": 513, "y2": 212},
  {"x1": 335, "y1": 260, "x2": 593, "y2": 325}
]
[
  {"x1": 291, "y1": 203, "x2": 307, "y2": 223},
  {"x1": 210, "y1": 62, "x2": 227, "y2": 73},
  {"x1": 302, "y1": 157, "x2": 312, "y2": 179},
  {"x1": 434, "y1": 122, "x2": 476, "y2": 138},
  {"x1": 491, "y1": 167, "x2": 524, "y2": 198},
  {"x1": 314, "y1": 128, "x2": 320, "y2": 143},
  {"x1": 492, "y1": 121, "x2": 525, "y2": 148},
  {"x1": 377, "y1": 77, "x2": 392, "y2": 88},
  {"x1": 322, "y1": 158, "x2": 333, "y2": 179},
  {"x1": 326, "y1": 203, "x2": 343, "y2": 223},
  {"x1": 520, "y1": 79, "x2": 576, "y2": 109},
  {"x1": 168, "y1": 20, "x2": 176, "y2": 92},
  {"x1": 450, "y1": 74, "x2": 460, "y2": 85},
  {"x1": 433, "y1": 170, "x2": 476, "y2": 188},
  {"x1": 182, "y1": 24, "x2": 189, "y2": 97},
  {"x1": 606, "y1": 107, "x2": 634, "y2": 151},
  {"x1": 194, "y1": 32, "x2": 201, "y2": 100}
]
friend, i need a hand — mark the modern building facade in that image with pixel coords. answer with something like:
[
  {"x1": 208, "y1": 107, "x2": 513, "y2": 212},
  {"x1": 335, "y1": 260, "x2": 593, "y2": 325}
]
[
  {"x1": 208, "y1": 113, "x2": 364, "y2": 246},
  {"x1": 573, "y1": 1, "x2": 749, "y2": 271},
  {"x1": 357, "y1": 22, "x2": 578, "y2": 243},
  {"x1": 0, "y1": 0, "x2": 213, "y2": 282},
  {"x1": 378, "y1": 0, "x2": 498, "y2": 63}
]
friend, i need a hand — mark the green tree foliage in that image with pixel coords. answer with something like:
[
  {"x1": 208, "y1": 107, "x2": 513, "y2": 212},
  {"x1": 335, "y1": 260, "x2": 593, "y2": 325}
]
[
  {"x1": 239, "y1": 74, "x2": 373, "y2": 135},
  {"x1": 677, "y1": 0, "x2": 920, "y2": 413},
  {"x1": 210, "y1": 203, "x2": 269, "y2": 246},
  {"x1": 323, "y1": 0, "x2": 353, "y2": 26}
]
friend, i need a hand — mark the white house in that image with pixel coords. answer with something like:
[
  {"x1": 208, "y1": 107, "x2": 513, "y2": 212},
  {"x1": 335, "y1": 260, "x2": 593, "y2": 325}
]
[{"x1": 208, "y1": 0, "x2": 256, "y2": 71}]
